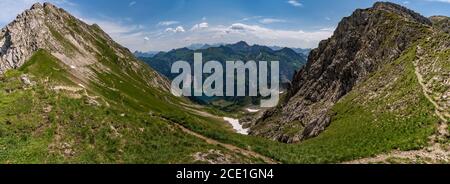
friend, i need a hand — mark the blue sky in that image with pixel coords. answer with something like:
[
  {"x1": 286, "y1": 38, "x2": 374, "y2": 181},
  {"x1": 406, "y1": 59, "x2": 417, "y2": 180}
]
[{"x1": 1, "y1": 0, "x2": 449, "y2": 51}]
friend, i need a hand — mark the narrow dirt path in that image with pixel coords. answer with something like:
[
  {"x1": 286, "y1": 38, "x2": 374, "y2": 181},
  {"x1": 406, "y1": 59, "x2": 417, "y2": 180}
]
[
  {"x1": 163, "y1": 97, "x2": 220, "y2": 119},
  {"x1": 414, "y1": 61, "x2": 448, "y2": 122},
  {"x1": 52, "y1": 85, "x2": 84, "y2": 92},
  {"x1": 152, "y1": 99, "x2": 277, "y2": 163},
  {"x1": 344, "y1": 47, "x2": 449, "y2": 164},
  {"x1": 173, "y1": 123, "x2": 278, "y2": 164}
]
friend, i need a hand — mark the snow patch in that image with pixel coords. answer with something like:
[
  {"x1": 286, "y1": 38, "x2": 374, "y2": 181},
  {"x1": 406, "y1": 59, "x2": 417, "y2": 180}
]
[
  {"x1": 246, "y1": 108, "x2": 260, "y2": 113},
  {"x1": 223, "y1": 117, "x2": 248, "y2": 135}
]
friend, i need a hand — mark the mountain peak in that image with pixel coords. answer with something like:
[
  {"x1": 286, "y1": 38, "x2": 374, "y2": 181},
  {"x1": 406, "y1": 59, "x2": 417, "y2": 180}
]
[
  {"x1": 30, "y1": 2, "x2": 43, "y2": 10},
  {"x1": 373, "y1": 1, "x2": 404, "y2": 9},
  {"x1": 235, "y1": 41, "x2": 249, "y2": 47},
  {"x1": 29, "y1": 2, "x2": 57, "y2": 11},
  {"x1": 372, "y1": 2, "x2": 432, "y2": 25},
  {"x1": 43, "y1": 2, "x2": 59, "y2": 10},
  {"x1": 0, "y1": 2, "x2": 169, "y2": 90},
  {"x1": 279, "y1": 47, "x2": 293, "y2": 52},
  {"x1": 277, "y1": 47, "x2": 299, "y2": 56},
  {"x1": 226, "y1": 41, "x2": 250, "y2": 51}
]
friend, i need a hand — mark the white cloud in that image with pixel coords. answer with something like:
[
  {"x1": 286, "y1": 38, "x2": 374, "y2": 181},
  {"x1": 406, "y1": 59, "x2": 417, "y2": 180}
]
[
  {"x1": 190, "y1": 22, "x2": 209, "y2": 31},
  {"x1": 259, "y1": 18, "x2": 286, "y2": 24},
  {"x1": 287, "y1": 0, "x2": 303, "y2": 7},
  {"x1": 319, "y1": 27, "x2": 335, "y2": 31},
  {"x1": 225, "y1": 23, "x2": 333, "y2": 47},
  {"x1": 229, "y1": 23, "x2": 248, "y2": 31},
  {"x1": 84, "y1": 18, "x2": 140, "y2": 35},
  {"x1": 128, "y1": 1, "x2": 136, "y2": 7},
  {"x1": 81, "y1": 17, "x2": 157, "y2": 51},
  {"x1": 157, "y1": 21, "x2": 179, "y2": 26},
  {"x1": 79, "y1": 17, "x2": 334, "y2": 52},
  {"x1": 165, "y1": 26, "x2": 186, "y2": 33},
  {"x1": 152, "y1": 23, "x2": 333, "y2": 51},
  {"x1": 111, "y1": 21, "x2": 334, "y2": 51},
  {"x1": 240, "y1": 16, "x2": 263, "y2": 22}
]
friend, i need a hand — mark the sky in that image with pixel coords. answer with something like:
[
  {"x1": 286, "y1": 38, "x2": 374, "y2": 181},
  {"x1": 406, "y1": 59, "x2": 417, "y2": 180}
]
[{"x1": 0, "y1": 0, "x2": 449, "y2": 52}]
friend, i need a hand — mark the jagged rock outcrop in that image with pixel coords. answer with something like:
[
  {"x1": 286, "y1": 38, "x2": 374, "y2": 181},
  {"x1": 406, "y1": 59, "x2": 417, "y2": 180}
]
[
  {"x1": 250, "y1": 2, "x2": 435, "y2": 143},
  {"x1": 0, "y1": 3, "x2": 169, "y2": 90},
  {"x1": 372, "y1": 2, "x2": 432, "y2": 25},
  {"x1": 0, "y1": 3, "x2": 50, "y2": 73},
  {"x1": 430, "y1": 16, "x2": 450, "y2": 33}
]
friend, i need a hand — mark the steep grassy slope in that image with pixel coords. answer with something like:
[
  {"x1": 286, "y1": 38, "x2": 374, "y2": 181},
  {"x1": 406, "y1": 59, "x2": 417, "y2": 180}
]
[
  {"x1": 0, "y1": 50, "x2": 260, "y2": 164},
  {"x1": 19, "y1": 50, "x2": 75, "y2": 85},
  {"x1": 250, "y1": 2, "x2": 436, "y2": 143},
  {"x1": 414, "y1": 33, "x2": 450, "y2": 122}
]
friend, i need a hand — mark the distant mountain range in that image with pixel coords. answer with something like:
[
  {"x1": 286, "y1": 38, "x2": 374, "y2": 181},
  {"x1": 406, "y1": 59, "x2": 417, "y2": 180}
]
[
  {"x1": 139, "y1": 41, "x2": 308, "y2": 110},
  {"x1": 133, "y1": 51, "x2": 160, "y2": 58},
  {"x1": 134, "y1": 43, "x2": 312, "y2": 58},
  {"x1": 140, "y1": 41, "x2": 308, "y2": 83},
  {"x1": 186, "y1": 43, "x2": 226, "y2": 50},
  {"x1": 268, "y1": 46, "x2": 311, "y2": 56}
]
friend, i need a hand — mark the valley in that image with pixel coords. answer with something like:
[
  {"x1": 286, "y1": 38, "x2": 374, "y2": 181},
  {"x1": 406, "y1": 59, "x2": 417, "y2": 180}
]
[
  {"x1": 0, "y1": 2, "x2": 448, "y2": 164},
  {"x1": 139, "y1": 41, "x2": 307, "y2": 111}
]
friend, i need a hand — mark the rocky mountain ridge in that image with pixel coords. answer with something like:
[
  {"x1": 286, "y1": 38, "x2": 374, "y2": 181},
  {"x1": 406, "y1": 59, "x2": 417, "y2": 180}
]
[
  {"x1": 0, "y1": 2, "x2": 169, "y2": 90},
  {"x1": 250, "y1": 2, "x2": 448, "y2": 143},
  {"x1": 430, "y1": 16, "x2": 450, "y2": 33}
]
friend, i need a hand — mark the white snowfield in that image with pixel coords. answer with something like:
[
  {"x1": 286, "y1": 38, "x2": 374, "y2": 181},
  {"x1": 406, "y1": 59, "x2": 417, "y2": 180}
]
[
  {"x1": 246, "y1": 108, "x2": 260, "y2": 113},
  {"x1": 223, "y1": 117, "x2": 249, "y2": 135}
]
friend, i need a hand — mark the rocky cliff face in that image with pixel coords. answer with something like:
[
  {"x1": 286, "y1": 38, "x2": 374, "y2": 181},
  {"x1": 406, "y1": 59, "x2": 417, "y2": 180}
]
[
  {"x1": 0, "y1": 3, "x2": 169, "y2": 90},
  {"x1": 0, "y1": 3, "x2": 50, "y2": 73},
  {"x1": 250, "y1": 2, "x2": 436, "y2": 143},
  {"x1": 430, "y1": 16, "x2": 450, "y2": 34}
]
